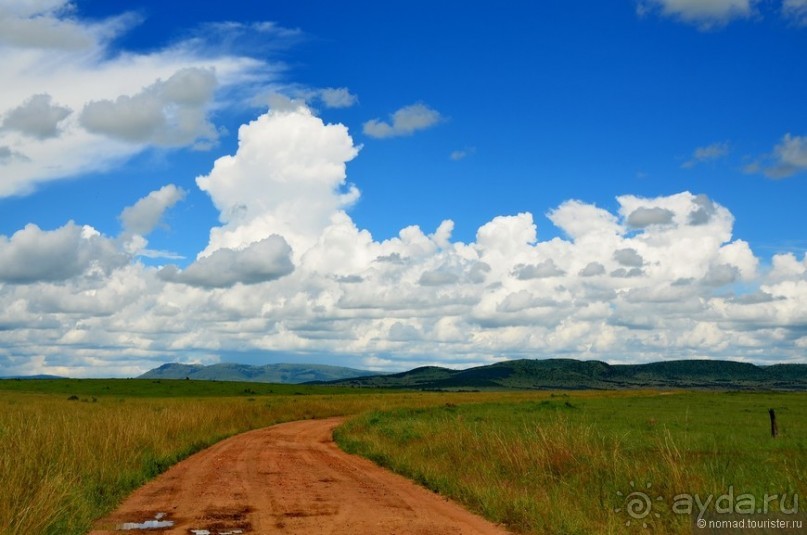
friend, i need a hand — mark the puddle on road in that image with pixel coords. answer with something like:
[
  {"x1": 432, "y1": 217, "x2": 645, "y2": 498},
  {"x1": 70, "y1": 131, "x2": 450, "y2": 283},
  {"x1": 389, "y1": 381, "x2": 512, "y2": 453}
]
[
  {"x1": 189, "y1": 530, "x2": 243, "y2": 535},
  {"x1": 190, "y1": 505, "x2": 252, "y2": 534},
  {"x1": 118, "y1": 512, "x2": 174, "y2": 530}
]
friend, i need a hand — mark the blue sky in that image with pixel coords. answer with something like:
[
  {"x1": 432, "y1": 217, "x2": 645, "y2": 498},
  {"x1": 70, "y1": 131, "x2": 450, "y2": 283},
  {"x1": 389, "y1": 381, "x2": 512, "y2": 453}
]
[{"x1": 1, "y1": 1, "x2": 806, "y2": 377}]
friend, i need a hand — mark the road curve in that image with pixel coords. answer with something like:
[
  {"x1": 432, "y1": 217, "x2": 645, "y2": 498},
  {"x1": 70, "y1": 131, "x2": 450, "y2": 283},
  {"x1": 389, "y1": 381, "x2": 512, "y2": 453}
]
[{"x1": 90, "y1": 417, "x2": 511, "y2": 535}]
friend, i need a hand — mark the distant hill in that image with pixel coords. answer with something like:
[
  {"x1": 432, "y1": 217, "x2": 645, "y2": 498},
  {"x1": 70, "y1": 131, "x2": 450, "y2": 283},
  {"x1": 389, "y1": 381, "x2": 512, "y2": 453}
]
[
  {"x1": 139, "y1": 362, "x2": 379, "y2": 384},
  {"x1": 319, "y1": 358, "x2": 807, "y2": 391},
  {"x1": 0, "y1": 374, "x2": 65, "y2": 380}
]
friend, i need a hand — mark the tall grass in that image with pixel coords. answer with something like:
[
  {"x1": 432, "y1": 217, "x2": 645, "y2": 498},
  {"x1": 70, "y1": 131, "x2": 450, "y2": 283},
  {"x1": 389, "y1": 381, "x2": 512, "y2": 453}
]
[
  {"x1": 335, "y1": 392, "x2": 807, "y2": 534},
  {"x1": 0, "y1": 388, "x2": 543, "y2": 535},
  {"x1": 4, "y1": 387, "x2": 803, "y2": 535}
]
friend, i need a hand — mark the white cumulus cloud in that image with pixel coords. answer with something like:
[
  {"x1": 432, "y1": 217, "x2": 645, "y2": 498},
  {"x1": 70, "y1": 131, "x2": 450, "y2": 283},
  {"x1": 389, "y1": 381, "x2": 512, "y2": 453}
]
[
  {"x1": 627, "y1": 207, "x2": 675, "y2": 228},
  {"x1": 745, "y1": 133, "x2": 807, "y2": 179},
  {"x1": 159, "y1": 235, "x2": 294, "y2": 288},
  {"x1": 196, "y1": 102, "x2": 360, "y2": 260},
  {"x1": 118, "y1": 184, "x2": 188, "y2": 259},
  {"x1": 765, "y1": 133, "x2": 807, "y2": 178},
  {"x1": 682, "y1": 141, "x2": 730, "y2": 168},
  {"x1": 450, "y1": 147, "x2": 476, "y2": 161},
  {"x1": 120, "y1": 185, "x2": 187, "y2": 236},
  {"x1": 638, "y1": 0, "x2": 757, "y2": 29},
  {"x1": 783, "y1": 0, "x2": 807, "y2": 25},
  {"x1": 363, "y1": 103, "x2": 443, "y2": 139},
  {"x1": 0, "y1": 1, "x2": 280, "y2": 197},
  {"x1": 318, "y1": 87, "x2": 358, "y2": 108},
  {"x1": 79, "y1": 68, "x2": 219, "y2": 147},
  {"x1": 0, "y1": 222, "x2": 127, "y2": 284},
  {"x1": 1, "y1": 94, "x2": 72, "y2": 139},
  {"x1": 0, "y1": 0, "x2": 128, "y2": 50},
  {"x1": 1, "y1": 104, "x2": 805, "y2": 377}
]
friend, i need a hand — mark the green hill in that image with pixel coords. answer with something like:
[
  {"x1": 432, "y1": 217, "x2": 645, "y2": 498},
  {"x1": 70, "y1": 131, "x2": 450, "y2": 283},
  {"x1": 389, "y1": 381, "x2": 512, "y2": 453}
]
[
  {"x1": 0, "y1": 374, "x2": 65, "y2": 380},
  {"x1": 139, "y1": 362, "x2": 378, "y2": 384},
  {"x1": 323, "y1": 358, "x2": 807, "y2": 390}
]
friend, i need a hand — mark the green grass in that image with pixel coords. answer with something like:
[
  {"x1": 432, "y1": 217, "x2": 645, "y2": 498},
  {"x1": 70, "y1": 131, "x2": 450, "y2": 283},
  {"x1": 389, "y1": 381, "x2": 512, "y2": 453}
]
[
  {"x1": 335, "y1": 391, "x2": 807, "y2": 534},
  {"x1": 5, "y1": 381, "x2": 804, "y2": 535},
  {"x1": 0, "y1": 384, "x2": 544, "y2": 535}
]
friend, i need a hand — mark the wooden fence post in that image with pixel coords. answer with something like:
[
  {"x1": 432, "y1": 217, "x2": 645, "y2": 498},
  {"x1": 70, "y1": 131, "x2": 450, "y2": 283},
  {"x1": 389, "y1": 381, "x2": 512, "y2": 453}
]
[{"x1": 769, "y1": 408, "x2": 778, "y2": 438}]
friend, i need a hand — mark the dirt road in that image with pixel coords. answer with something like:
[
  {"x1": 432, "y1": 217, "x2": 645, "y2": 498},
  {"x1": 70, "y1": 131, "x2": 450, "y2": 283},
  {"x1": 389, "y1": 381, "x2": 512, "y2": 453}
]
[{"x1": 90, "y1": 417, "x2": 510, "y2": 534}]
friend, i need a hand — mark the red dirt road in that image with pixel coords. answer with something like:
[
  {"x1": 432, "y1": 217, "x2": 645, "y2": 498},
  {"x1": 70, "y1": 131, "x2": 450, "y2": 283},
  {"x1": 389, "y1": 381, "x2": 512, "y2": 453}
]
[{"x1": 90, "y1": 417, "x2": 510, "y2": 535}]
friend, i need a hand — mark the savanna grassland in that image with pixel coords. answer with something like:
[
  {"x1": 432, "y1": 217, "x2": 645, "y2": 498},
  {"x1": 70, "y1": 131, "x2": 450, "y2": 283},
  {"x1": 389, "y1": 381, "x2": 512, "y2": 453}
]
[
  {"x1": 1, "y1": 380, "x2": 804, "y2": 535},
  {"x1": 0, "y1": 379, "x2": 543, "y2": 535},
  {"x1": 335, "y1": 391, "x2": 807, "y2": 534}
]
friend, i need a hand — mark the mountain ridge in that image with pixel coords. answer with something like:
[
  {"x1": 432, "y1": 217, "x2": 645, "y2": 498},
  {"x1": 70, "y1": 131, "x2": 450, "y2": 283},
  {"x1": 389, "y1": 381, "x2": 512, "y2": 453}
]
[
  {"x1": 318, "y1": 358, "x2": 807, "y2": 390},
  {"x1": 139, "y1": 362, "x2": 378, "y2": 384}
]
